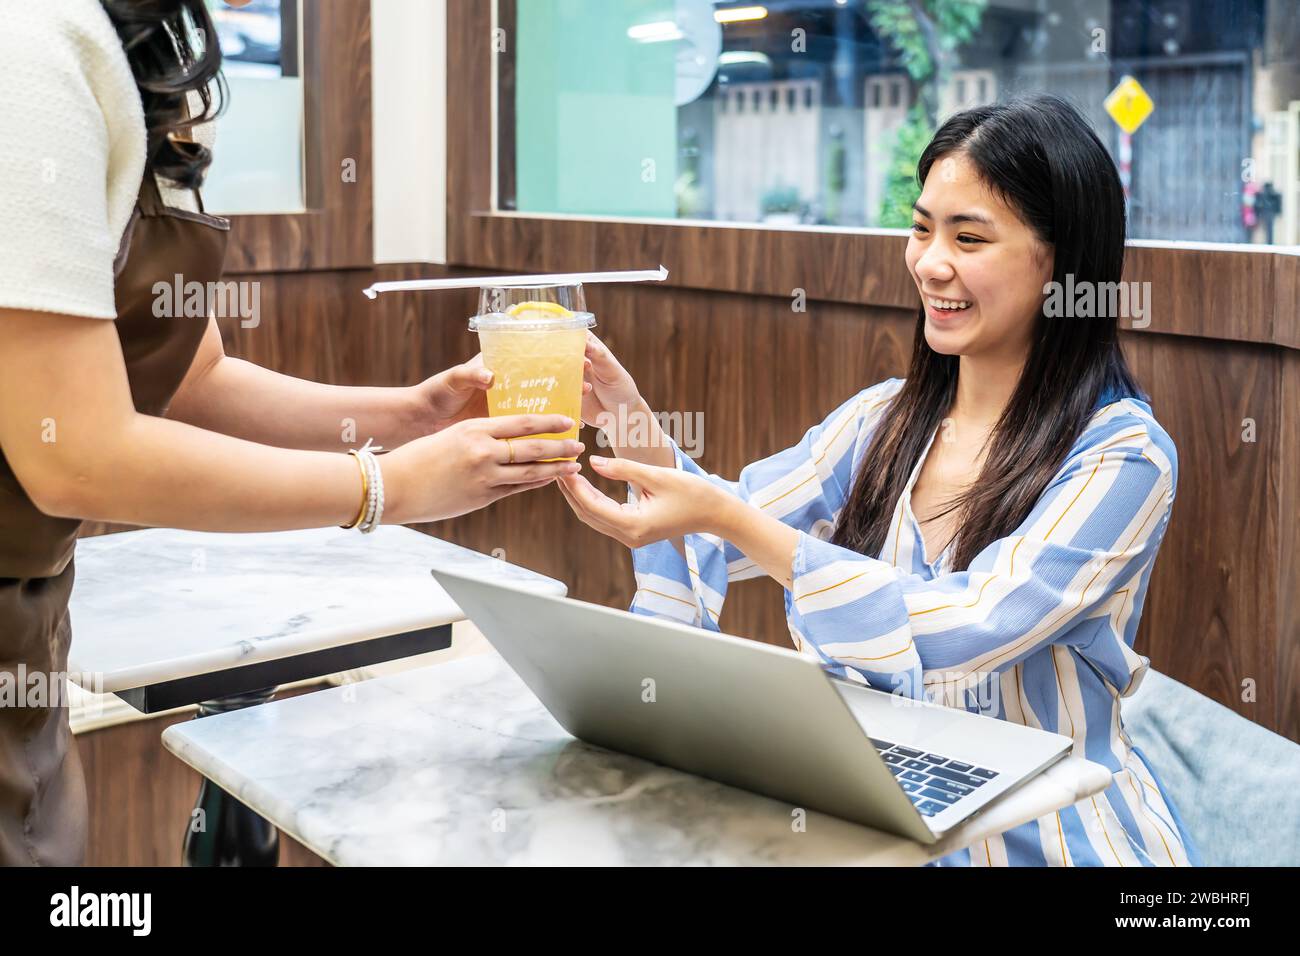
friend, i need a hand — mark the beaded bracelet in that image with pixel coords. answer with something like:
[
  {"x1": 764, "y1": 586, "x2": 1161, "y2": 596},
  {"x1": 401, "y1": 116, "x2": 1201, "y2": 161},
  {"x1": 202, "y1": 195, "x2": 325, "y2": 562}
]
[
  {"x1": 358, "y1": 450, "x2": 385, "y2": 534},
  {"x1": 341, "y1": 439, "x2": 386, "y2": 532}
]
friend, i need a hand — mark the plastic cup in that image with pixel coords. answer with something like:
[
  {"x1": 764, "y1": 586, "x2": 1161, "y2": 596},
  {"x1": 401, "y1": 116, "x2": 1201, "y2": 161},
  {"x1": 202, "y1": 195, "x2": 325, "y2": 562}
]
[{"x1": 469, "y1": 285, "x2": 595, "y2": 461}]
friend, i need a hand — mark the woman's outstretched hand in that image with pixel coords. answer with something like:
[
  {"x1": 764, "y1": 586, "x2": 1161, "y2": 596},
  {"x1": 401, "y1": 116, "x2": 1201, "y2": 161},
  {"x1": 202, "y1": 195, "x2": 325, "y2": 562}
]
[
  {"x1": 556, "y1": 455, "x2": 725, "y2": 548},
  {"x1": 559, "y1": 454, "x2": 800, "y2": 591}
]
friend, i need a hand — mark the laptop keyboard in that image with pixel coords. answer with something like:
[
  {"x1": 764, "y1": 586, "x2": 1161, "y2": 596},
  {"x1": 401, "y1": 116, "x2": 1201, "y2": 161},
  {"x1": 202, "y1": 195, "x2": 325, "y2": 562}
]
[{"x1": 870, "y1": 738, "x2": 999, "y2": 818}]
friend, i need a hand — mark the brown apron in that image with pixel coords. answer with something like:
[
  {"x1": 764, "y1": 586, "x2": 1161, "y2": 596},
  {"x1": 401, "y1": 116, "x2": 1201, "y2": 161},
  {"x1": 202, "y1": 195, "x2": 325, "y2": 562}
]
[{"x1": 0, "y1": 171, "x2": 228, "y2": 865}]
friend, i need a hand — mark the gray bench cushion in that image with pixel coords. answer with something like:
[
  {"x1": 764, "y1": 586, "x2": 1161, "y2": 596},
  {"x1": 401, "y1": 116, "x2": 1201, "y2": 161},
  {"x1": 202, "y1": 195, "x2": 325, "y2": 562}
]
[{"x1": 1121, "y1": 669, "x2": 1300, "y2": 866}]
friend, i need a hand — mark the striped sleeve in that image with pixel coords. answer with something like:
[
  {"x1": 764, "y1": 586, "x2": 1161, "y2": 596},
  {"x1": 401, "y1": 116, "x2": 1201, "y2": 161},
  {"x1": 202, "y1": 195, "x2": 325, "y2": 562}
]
[
  {"x1": 629, "y1": 379, "x2": 904, "y2": 630},
  {"x1": 788, "y1": 413, "x2": 1178, "y2": 702}
]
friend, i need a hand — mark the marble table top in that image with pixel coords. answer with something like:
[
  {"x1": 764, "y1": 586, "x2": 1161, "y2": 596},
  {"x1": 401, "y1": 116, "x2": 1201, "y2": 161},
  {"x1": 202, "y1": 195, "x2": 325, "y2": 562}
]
[
  {"x1": 68, "y1": 527, "x2": 566, "y2": 693},
  {"x1": 161, "y1": 651, "x2": 1113, "y2": 866}
]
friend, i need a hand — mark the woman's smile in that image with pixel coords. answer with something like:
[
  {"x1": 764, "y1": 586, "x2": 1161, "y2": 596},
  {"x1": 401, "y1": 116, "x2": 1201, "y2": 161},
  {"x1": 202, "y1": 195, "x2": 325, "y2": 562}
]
[{"x1": 924, "y1": 294, "x2": 975, "y2": 324}]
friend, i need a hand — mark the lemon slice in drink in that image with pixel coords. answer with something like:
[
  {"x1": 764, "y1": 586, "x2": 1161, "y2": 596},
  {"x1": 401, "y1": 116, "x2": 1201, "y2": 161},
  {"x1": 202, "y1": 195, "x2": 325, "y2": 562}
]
[{"x1": 504, "y1": 300, "x2": 573, "y2": 320}]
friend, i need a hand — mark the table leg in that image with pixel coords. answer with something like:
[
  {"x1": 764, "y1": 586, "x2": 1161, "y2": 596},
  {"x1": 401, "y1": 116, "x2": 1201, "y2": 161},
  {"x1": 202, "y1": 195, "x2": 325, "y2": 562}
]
[{"x1": 182, "y1": 687, "x2": 279, "y2": 867}]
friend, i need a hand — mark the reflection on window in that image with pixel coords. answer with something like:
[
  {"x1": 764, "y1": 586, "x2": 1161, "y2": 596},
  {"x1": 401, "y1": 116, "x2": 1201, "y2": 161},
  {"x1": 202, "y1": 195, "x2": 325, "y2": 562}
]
[
  {"x1": 499, "y1": 0, "x2": 1300, "y2": 246},
  {"x1": 202, "y1": 0, "x2": 304, "y2": 214}
]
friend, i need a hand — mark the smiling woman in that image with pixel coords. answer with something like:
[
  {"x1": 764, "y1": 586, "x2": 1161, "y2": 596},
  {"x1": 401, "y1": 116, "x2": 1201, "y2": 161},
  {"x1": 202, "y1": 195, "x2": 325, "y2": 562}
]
[
  {"x1": 838, "y1": 96, "x2": 1140, "y2": 574},
  {"x1": 558, "y1": 93, "x2": 1198, "y2": 867}
]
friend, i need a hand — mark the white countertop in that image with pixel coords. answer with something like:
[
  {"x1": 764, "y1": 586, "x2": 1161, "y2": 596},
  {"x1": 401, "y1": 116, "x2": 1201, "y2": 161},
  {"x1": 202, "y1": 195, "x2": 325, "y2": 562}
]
[
  {"x1": 68, "y1": 526, "x2": 566, "y2": 693},
  {"x1": 161, "y1": 650, "x2": 1113, "y2": 866}
]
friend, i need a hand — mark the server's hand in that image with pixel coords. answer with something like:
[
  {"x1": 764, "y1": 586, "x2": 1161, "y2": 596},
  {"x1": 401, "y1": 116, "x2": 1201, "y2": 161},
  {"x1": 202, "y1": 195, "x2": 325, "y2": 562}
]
[
  {"x1": 415, "y1": 353, "x2": 594, "y2": 435},
  {"x1": 414, "y1": 354, "x2": 494, "y2": 431},
  {"x1": 383, "y1": 414, "x2": 582, "y2": 523}
]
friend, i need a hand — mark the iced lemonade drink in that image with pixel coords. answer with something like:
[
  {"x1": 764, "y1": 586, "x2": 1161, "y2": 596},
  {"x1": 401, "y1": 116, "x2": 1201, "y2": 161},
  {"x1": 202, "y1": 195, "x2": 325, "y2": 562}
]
[{"x1": 470, "y1": 300, "x2": 595, "y2": 460}]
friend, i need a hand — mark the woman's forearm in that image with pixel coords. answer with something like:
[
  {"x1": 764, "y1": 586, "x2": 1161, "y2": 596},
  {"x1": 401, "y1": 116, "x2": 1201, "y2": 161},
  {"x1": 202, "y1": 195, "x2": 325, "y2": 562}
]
[
  {"x1": 46, "y1": 410, "x2": 365, "y2": 531},
  {"x1": 169, "y1": 353, "x2": 424, "y2": 452},
  {"x1": 606, "y1": 397, "x2": 676, "y2": 469},
  {"x1": 710, "y1": 494, "x2": 800, "y2": 590}
]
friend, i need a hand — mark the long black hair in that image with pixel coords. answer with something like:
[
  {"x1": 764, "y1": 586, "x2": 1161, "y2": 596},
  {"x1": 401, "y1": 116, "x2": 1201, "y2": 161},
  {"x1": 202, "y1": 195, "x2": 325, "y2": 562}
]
[
  {"x1": 831, "y1": 93, "x2": 1144, "y2": 572},
  {"x1": 100, "y1": 0, "x2": 226, "y2": 188}
]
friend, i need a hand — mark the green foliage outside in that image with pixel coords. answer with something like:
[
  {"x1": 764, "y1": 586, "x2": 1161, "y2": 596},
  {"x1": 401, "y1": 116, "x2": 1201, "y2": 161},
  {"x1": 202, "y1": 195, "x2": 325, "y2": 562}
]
[{"x1": 863, "y1": 0, "x2": 988, "y2": 226}]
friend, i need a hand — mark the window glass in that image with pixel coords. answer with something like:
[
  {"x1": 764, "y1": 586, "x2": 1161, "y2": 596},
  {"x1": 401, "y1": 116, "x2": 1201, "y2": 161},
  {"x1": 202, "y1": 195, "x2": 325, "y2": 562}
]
[
  {"x1": 499, "y1": 0, "x2": 1300, "y2": 246},
  {"x1": 203, "y1": 0, "x2": 305, "y2": 214}
]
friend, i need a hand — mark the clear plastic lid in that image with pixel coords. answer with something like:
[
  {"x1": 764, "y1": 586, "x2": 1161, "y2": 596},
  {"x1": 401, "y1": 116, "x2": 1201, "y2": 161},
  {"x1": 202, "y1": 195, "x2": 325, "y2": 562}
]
[{"x1": 469, "y1": 310, "x2": 596, "y2": 332}]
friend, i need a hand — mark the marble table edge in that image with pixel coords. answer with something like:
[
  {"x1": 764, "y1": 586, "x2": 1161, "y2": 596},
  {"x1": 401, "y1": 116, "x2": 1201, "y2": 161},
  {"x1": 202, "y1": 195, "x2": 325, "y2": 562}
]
[
  {"x1": 67, "y1": 526, "x2": 568, "y2": 693},
  {"x1": 68, "y1": 607, "x2": 464, "y2": 694},
  {"x1": 160, "y1": 723, "x2": 347, "y2": 867}
]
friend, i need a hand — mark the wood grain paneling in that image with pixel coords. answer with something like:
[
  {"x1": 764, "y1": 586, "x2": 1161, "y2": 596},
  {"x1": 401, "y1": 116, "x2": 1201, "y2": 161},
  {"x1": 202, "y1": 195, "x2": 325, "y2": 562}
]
[
  {"x1": 457, "y1": 209, "x2": 1300, "y2": 348},
  {"x1": 1278, "y1": 350, "x2": 1299, "y2": 739},
  {"x1": 445, "y1": 0, "x2": 492, "y2": 263},
  {"x1": 1276, "y1": 253, "x2": 1299, "y2": 351},
  {"x1": 1120, "y1": 245, "x2": 1291, "y2": 347},
  {"x1": 221, "y1": 0, "x2": 373, "y2": 274},
  {"x1": 78, "y1": 690, "x2": 330, "y2": 866},
  {"x1": 1123, "y1": 333, "x2": 1282, "y2": 726}
]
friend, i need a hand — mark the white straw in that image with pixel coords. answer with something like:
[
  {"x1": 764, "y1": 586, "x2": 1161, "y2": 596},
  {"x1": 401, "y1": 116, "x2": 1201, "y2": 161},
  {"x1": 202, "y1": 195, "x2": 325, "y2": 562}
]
[{"x1": 362, "y1": 265, "x2": 669, "y2": 299}]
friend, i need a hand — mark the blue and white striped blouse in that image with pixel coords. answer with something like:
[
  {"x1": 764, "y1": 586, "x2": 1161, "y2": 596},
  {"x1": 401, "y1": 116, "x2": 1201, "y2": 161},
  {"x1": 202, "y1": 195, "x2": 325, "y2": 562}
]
[{"x1": 628, "y1": 377, "x2": 1200, "y2": 866}]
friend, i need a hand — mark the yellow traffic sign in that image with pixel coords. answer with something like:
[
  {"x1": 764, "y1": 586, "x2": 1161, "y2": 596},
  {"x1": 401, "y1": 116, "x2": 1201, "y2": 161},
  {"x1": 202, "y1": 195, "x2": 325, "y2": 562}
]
[{"x1": 1104, "y1": 75, "x2": 1155, "y2": 134}]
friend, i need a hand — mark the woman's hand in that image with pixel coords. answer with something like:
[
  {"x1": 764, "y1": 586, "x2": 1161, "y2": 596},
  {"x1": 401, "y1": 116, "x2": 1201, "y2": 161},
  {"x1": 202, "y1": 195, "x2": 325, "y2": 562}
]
[
  {"x1": 383, "y1": 414, "x2": 583, "y2": 524},
  {"x1": 556, "y1": 455, "x2": 727, "y2": 548},
  {"x1": 410, "y1": 355, "x2": 493, "y2": 431},
  {"x1": 580, "y1": 333, "x2": 641, "y2": 427},
  {"x1": 559, "y1": 454, "x2": 800, "y2": 590},
  {"x1": 581, "y1": 334, "x2": 673, "y2": 468},
  {"x1": 412, "y1": 354, "x2": 593, "y2": 435}
]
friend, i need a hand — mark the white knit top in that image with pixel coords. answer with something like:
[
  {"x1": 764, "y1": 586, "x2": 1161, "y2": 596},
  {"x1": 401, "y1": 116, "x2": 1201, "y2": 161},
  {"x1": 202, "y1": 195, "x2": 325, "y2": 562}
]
[{"x1": 0, "y1": 0, "x2": 216, "y2": 321}]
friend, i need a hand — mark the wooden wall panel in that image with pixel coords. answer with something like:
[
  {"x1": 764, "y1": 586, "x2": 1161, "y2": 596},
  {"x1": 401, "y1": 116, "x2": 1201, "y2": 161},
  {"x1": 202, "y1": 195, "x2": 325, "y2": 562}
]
[
  {"x1": 1278, "y1": 350, "x2": 1299, "y2": 740},
  {"x1": 1123, "y1": 333, "x2": 1282, "y2": 727},
  {"x1": 221, "y1": 0, "x2": 373, "y2": 274},
  {"x1": 78, "y1": 690, "x2": 329, "y2": 866},
  {"x1": 457, "y1": 213, "x2": 1299, "y2": 348},
  {"x1": 1120, "y1": 245, "x2": 1286, "y2": 346},
  {"x1": 1276, "y1": 254, "x2": 1299, "y2": 350}
]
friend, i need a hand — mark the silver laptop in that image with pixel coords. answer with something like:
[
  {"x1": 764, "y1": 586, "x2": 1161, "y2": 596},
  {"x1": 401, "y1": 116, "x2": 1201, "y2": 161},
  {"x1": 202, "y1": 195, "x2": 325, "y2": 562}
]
[{"x1": 430, "y1": 565, "x2": 1071, "y2": 844}]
